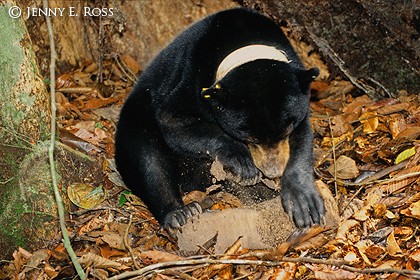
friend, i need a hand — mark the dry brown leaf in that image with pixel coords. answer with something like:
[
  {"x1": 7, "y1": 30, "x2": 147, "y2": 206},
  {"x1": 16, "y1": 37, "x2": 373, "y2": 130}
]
[
  {"x1": 401, "y1": 200, "x2": 420, "y2": 219},
  {"x1": 316, "y1": 180, "x2": 340, "y2": 226},
  {"x1": 377, "y1": 102, "x2": 409, "y2": 115},
  {"x1": 260, "y1": 265, "x2": 297, "y2": 280},
  {"x1": 407, "y1": 249, "x2": 420, "y2": 270},
  {"x1": 312, "y1": 267, "x2": 358, "y2": 280},
  {"x1": 210, "y1": 191, "x2": 243, "y2": 210},
  {"x1": 328, "y1": 155, "x2": 359, "y2": 179},
  {"x1": 100, "y1": 232, "x2": 126, "y2": 251},
  {"x1": 343, "y1": 251, "x2": 358, "y2": 264},
  {"x1": 311, "y1": 80, "x2": 329, "y2": 95},
  {"x1": 122, "y1": 54, "x2": 141, "y2": 74},
  {"x1": 56, "y1": 73, "x2": 77, "y2": 89},
  {"x1": 342, "y1": 95, "x2": 373, "y2": 122},
  {"x1": 59, "y1": 128, "x2": 101, "y2": 153},
  {"x1": 328, "y1": 115, "x2": 353, "y2": 137},
  {"x1": 265, "y1": 226, "x2": 329, "y2": 260},
  {"x1": 375, "y1": 259, "x2": 399, "y2": 269},
  {"x1": 321, "y1": 132, "x2": 353, "y2": 147},
  {"x1": 73, "y1": 128, "x2": 99, "y2": 144},
  {"x1": 409, "y1": 249, "x2": 420, "y2": 262},
  {"x1": 78, "y1": 215, "x2": 107, "y2": 236},
  {"x1": 381, "y1": 165, "x2": 420, "y2": 194},
  {"x1": 352, "y1": 207, "x2": 370, "y2": 222},
  {"x1": 217, "y1": 265, "x2": 234, "y2": 279},
  {"x1": 388, "y1": 115, "x2": 407, "y2": 139},
  {"x1": 372, "y1": 203, "x2": 387, "y2": 218},
  {"x1": 359, "y1": 111, "x2": 379, "y2": 133},
  {"x1": 99, "y1": 244, "x2": 126, "y2": 259},
  {"x1": 67, "y1": 183, "x2": 105, "y2": 210},
  {"x1": 51, "y1": 244, "x2": 68, "y2": 261},
  {"x1": 291, "y1": 227, "x2": 330, "y2": 252},
  {"x1": 223, "y1": 236, "x2": 243, "y2": 255},
  {"x1": 387, "y1": 231, "x2": 402, "y2": 256},
  {"x1": 394, "y1": 226, "x2": 414, "y2": 237},
  {"x1": 355, "y1": 239, "x2": 373, "y2": 264},
  {"x1": 78, "y1": 252, "x2": 122, "y2": 269},
  {"x1": 24, "y1": 249, "x2": 49, "y2": 271},
  {"x1": 336, "y1": 219, "x2": 359, "y2": 242},
  {"x1": 83, "y1": 61, "x2": 98, "y2": 73},
  {"x1": 395, "y1": 126, "x2": 420, "y2": 140},
  {"x1": 182, "y1": 190, "x2": 207, "y2": 205},
  {"x1": 365, "y1": 244, "x2": 386, "y2": 261},
  {"x1": 17, "y1": 247, "x2": 32, "y2": 259},
  {"x1": 404, "y1": 192, "x2": 420, "y2": 204},
  {"x1": 84, "y1": 97, "x2": 119, "y2": 110},
  {"x1": 44, "y1": 263, "x2": 59, "y2": 279},
  {"x1": 139, "y1": 250, "x2": 183, "y2": 265}
]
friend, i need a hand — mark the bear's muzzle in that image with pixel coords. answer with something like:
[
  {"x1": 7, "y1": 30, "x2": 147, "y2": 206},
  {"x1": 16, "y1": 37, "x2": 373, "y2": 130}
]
[{"x1": 248, "y1": 139, "x2": 290, "y2": 179}]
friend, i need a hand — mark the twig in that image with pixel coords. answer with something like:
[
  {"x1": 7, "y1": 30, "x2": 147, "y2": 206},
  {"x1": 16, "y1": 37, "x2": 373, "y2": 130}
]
[
  {"x1": 358, "y1": 160, "x2": 408, "y2": 184},
  {"x1": 70, "y1": 206, "x2": 127, "y2": 216},
  {"x1": 124, "y1": 215, "x2": 141, "y2": 270},
  {"x1": 57, "y1": 87, "x2": 94, "y2": 94},
  {"x1": 327, "y1": 113, "x2": 338, "y2": 195},
  {"x1": 337, "y1": 169, "x2": 420, "y2": 187},
  {"x1": 108, "y1": 256, "x2": 420, "y2": 280},
  {"x1": 368, "y1": 77, "x2": 394, "y2": 98},
  {"x1": 43, "y1": 0, "x2": 85, "y2": 279},
  {"x1": 307, "y1": 30, "x2": 380, "y2": 99},
  {"x1": 339, "y1": 160, "x2": 408, "y2": 215},
  {"x1": 0, "y1": 177, "x2": 13, "y2": 185},
  {"x1": 113, "y1": 54, "x2": 137, "y2": 84}
]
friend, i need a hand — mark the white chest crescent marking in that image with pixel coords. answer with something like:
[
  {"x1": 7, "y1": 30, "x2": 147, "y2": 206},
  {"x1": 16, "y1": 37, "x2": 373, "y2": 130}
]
[{"x1": 215, "y1": 44, "x2": 291, "y2": 82}]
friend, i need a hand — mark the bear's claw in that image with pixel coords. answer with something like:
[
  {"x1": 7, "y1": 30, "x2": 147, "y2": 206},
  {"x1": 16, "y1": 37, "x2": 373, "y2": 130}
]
[{"x1": 163, "y1": 202, "x2": 202, "y2": 229}]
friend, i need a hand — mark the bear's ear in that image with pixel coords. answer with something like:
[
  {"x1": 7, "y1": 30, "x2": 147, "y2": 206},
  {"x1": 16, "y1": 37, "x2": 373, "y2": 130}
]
[{"x1": 298, "y1": 67, "x2": 319, "y2": 94}]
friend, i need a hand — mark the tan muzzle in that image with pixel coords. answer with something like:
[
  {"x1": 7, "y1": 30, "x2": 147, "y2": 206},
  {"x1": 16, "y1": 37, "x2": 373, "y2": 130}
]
[{"x1": 248, "y1": 138, "x2": 290, "y2": 179}]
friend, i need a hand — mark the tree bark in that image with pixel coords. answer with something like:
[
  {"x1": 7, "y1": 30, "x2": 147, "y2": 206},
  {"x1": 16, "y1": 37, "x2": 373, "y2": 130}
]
[
  {"x1": 0, "y1": 0, "x2": 56, "y2": 259},
  {"x1": 23, "y1": 0, "x2": 239, "y2": 76},
  {"x1": 240, "y1": 0, "x2": 420, "y2": 98}
]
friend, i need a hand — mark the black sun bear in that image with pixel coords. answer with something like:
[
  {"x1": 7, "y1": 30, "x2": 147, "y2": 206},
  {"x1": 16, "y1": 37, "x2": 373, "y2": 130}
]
[{"x1": 115, "y1": 8, "x2": 325, "y2": 229}]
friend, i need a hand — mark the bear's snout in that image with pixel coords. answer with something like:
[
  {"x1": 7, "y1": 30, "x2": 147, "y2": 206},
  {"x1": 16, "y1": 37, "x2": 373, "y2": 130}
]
[{"x1": 248, "y1": 140, "x2": 290, "y2": 179}]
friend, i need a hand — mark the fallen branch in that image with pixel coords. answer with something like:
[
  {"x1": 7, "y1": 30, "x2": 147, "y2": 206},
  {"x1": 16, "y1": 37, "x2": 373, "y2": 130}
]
[
  {"x1": 124, "y1": 215, "x2": 141, "y2": 270},
  {"x1": 307, "y1": 30, "x2": 383, "y2": 99},
  {"x1": 108, "y1": 256, "x2": 420, "y2": 280}
]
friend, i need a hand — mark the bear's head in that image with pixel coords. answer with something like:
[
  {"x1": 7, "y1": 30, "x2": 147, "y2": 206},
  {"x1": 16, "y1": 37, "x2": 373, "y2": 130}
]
[{"x1": 201, "y1": 48, "x2": 319, "y2": 179}]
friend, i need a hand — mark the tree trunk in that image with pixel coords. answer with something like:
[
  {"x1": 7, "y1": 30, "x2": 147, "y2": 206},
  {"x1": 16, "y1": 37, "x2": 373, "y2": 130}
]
[
  {"x1": 1, "y1": 0, "x2": 238, "y2": 261},
  {"x1": 0, "y1": 0, "x2": 57, "y2": 259},
  {"x1": 23, "y1": 0, "x2": 238, "y2": 76},
  {"x1": 240, "y1": 0, "x2": 420, "y2": 98}
]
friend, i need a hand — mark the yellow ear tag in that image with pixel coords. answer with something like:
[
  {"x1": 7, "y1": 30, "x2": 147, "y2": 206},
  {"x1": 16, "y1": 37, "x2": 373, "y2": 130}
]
[
  {"x1": 215, "y1": 83, "x2": 221, "y2": 89},
  {"x1": 201, "y1": 87, "x2": 211, "y2": 98}
]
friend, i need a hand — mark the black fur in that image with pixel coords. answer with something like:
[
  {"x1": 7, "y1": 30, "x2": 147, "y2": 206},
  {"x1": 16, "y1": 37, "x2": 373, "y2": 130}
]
[{"x1": 115, "y1": 8, "x2": 325, "y2": 229}]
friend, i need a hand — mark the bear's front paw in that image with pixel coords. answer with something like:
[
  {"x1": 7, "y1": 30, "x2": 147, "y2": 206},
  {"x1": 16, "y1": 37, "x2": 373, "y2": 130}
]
[
  {"x1": 217, "y1": 146, "x2": 260, "y2": 185},
  {"x1": 163, "y1": 202, "x2": 202, "y2": 229},
  {"x1": 280, "y1": 181, "x2": 325, "y2": 228}
]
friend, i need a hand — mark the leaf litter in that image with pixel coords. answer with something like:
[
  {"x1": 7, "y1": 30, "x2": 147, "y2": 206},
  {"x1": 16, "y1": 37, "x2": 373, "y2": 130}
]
[{"x1": 2, "y1": 54, "x2": 420, "y2": 279}]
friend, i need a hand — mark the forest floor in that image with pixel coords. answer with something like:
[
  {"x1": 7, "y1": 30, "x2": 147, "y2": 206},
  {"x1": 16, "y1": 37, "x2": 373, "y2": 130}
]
[{"x1": 1, "y1": 54, "x2": 420, "y2": 279}]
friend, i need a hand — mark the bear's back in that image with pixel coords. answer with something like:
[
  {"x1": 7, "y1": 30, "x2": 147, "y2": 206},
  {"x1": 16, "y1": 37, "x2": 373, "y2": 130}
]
[{"x1": 140, "y1": 8, "x2": 303, "y2": 92}]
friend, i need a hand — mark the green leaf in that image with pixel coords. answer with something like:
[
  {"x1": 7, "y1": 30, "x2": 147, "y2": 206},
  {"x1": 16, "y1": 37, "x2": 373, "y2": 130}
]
[
  {"x1": 119, "y1": 190, "x2": 132, "y2": 207},
  {"x1": 395, "y1": 147, "x2": 416, "y2": 164}
]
